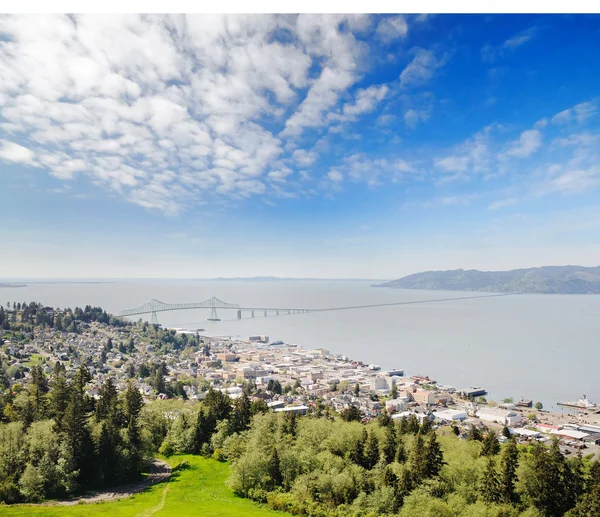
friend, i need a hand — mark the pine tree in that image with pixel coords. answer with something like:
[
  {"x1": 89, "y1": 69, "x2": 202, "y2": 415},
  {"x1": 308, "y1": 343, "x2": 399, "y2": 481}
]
[
  {"x1": 390, "y1": 381, "x2": 398, "y2": 399},
  {"x1": 268, "y1": 447, "x2": 283, "y2": 489},
  {"x1": 382, "y1": 426, "x2": 397, "y2": 464},
  {"x1": 407, "y1": 414, "x2": 420, "y2": 434},
  {"x1": 60, "y1": 388, "x2": 94, "y2": 488},
  {"x1": 468, "y1": 424, "x2": 483, "y2": 441},
  {"x1": 395, "y1": 434, "x2": 407, "y2": 463},
  {"x1": 498, "y1": 438, "x2": 519, "y2": 504},
  {"x1": 364, "y1": 430, "x2": 380, "y2": 469},
  {"x1": 229, "y1": 391, "x2": 252, "y2": 434},
  {"x1": 424, "y1": 431, "x2": 445, "y2": 478},
  {"x1": 95, "y1": 377, "x2": 119, "y2": 423},
  {"x1": 378, "y1": 410, "x2": 393, "y2": 429},
  {"x1": 49, "y1": 364, "x2": 71, "y2": 424},
  {"x1": 479, "y1": 457, "x2": 501, "y2": 504},
  {"x1": 191, "y1": 409, "x2": 210, "y2": 454},
  {"x1": 353, "y1": 382, "x2": 360, "y2": 396},
  {"x1": 409, "y1": 432, "x2": 428, "y2": 484},
  {"x1": 351, "y1": 428, "x2": 367, "y2": 468},
  {"x1": 420, "y1": 417, "x2": 433, "y2": 434},
  {"x1": 502, "y1": 425, "x2": 511, "y2": 439},
  {"x1": 481, "y1": 430, "x2": 501, "y2": 456},
  {"x1": 97, "y1": 419, "x2": 122, "y2": 486},
  {"x1": 398, "y1": 416, "x2": 409, "y2": 435}
]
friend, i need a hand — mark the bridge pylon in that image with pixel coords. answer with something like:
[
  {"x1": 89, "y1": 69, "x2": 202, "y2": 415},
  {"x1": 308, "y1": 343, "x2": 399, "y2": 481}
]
[{"x1": 151, "y1": 311, "x2": 159, "y2": 325}]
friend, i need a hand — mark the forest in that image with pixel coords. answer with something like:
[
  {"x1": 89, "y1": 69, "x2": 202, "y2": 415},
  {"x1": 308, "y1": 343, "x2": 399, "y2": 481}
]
[{"x1": 1, "y1": 302, "x2": 599, "y2": 515}]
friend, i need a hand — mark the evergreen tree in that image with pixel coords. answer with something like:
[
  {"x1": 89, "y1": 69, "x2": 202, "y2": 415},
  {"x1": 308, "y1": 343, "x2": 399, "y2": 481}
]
[
  {"x1": 95, "y1": 377, "x2": 119, "y2": 423},
  {"x1": 340, "y1": 405, "x2": 362, "y2": 422},
  {"x1": 378, "y1": 410, "x2": 393, "y2": 429},
  {"x1": 268, "y1": 447, "x2": 283, "y2": 489},
  {"x1": 424, "y1": 431, "x2": 445, "y2": 478},
  {"x1": 395, "y1": 434, "x2": 407, "y2": 463},
  {"x1": 48, "y1": 364, "x2": 71, "y2": 423},
  {"x1": 409, "y1": 432, "x2": 428, "y2": 484},
  {"x1": 96, "y1": 420, "x2": 122, "y2": 486},
  {"x1": 351, "y1": 428, "x2": 367, "y2": 468},
  {"x1": 364, "y1": 430, "x2": 380, "y2": 469},
  {"x1": 468, "y1": 424, "x2": 483, "y2": 441},
  {"x1": 407, "y1": 414, "x2": 420, "y2": 434},
  {"x1": 390, "y1": 381, "x2": 398, "y2": 399},
  {"x1": 353, "y1": 382, "x2": 360, "y2": 396},
  {"x1": 479, "y1": 457, "x2": 501, "y2": 504},
  {"x1": 191, "y1": 410, "x2": 210, "y2": 454},
  {"x1": 420, "y1": 416, "x2": 433, "y2": 434},
  {"x1": 60, "y1": 388, "x2": 94, "y2": 488},
  {"x1": 481, "y1": 430, "x2": 501, "y2": 456},
  {"x1": 502, "y1": 425, "x2": 511, "y2": 439},
  {"x1": 398, "y1": 416, "x2": 409, "y2": 435},
  {"x1": 229, "y1": 391, "x2": 252, "y2": 434},
  {"x1": 281, "y1": 410, "x2": 297, "y2": 437},
  {"x1": 382, "y1": 426, "x2": 397, "y2": 464},
  {"x1": 498, "y1": 438, "x2": 519, "y2": 504}
]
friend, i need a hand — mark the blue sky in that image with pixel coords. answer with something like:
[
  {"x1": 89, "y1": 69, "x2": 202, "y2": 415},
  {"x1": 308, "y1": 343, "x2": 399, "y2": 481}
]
[{"x1": 1, "y1": 14, "x2": 600, "y2": 278}]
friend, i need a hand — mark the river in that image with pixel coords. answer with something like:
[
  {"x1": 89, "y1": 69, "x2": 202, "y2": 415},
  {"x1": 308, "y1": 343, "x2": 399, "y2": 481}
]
[{"x1": 2, "y1": 279, "x2": 599, "y2": 411}]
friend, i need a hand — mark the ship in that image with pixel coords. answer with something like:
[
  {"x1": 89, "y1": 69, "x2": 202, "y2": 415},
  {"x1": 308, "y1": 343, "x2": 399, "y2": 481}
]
[{"x1": 557, "y1": 394, "x2": 598, "y2": 410}]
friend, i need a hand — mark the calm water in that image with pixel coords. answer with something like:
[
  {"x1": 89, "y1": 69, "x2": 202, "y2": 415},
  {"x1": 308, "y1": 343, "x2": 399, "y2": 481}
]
[{"x1": 2, "y1": 280, "x2": 599, "y2": 411}]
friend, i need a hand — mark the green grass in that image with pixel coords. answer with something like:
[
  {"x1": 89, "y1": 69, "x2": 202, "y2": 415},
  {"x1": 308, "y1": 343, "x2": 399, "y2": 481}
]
[
  {"x1": 0, "y1": 456, "x2": 286, "y2": 517},
  {"x1": 22, "y1": 354, "x2": 45, "y2": 367}
]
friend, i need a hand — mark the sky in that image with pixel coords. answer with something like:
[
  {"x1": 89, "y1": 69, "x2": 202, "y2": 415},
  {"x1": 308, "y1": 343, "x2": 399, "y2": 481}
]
[{"x1": 1, "y1": 13, "x2": 600, "y2": 279}]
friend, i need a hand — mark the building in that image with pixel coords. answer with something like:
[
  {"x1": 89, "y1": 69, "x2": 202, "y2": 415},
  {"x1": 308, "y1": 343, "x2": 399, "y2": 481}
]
[
  {"x1": 476, "y1": 407, "x2": 521, "y2": 426},
  {"x1": 413, "y1": 389, "x2": 437, "y2": 405},
  {"x1": 432, "y1": 409, "x2": 468, "y2": 422},
  {"x1": 274, "y1": 405, "x2": 309, "y2": 415},
  {"x1": 249, "y1": 335, "x2": 269, "y2": 343},
  {"x1": 386, "y1": 398, "x2": 409, "y2": 413},
  {"x1": 369, "y1": 375, "x2": 389, "y2": 391},
  {"x1": 216, "y1": 353, "x2": 239, "y2": 362}
]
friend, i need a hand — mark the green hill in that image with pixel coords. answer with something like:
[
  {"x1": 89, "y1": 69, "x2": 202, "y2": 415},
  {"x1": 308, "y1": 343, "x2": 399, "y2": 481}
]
[
  {"x1": 375, "y1": 265, "x2": 600, "y2": 294},
  {"x1": 2, "y1": 456, "x2": 285, "y2": 517}
]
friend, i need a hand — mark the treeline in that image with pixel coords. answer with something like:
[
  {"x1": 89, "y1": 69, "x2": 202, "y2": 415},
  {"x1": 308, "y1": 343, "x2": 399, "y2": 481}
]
[
  {"x1": 0, "y1": 302, "x2": 125, "y2": 332},
  {"x1": 137, "y1": 392, "x2": 600, "y2": 516},
  {"x1": 0, "y1": 364, "x2": 144, "y2": 502}
]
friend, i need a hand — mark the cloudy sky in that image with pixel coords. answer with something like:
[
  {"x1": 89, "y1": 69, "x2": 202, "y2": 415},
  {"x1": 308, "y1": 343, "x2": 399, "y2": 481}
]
[{"x1": 1, "y1": 14, "x2": 600, "y2": 279}]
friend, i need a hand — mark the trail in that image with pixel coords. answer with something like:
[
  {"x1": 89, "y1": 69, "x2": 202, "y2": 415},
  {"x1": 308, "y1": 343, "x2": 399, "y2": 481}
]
[
  {"x1": 135, "y1": 479, "x2": 170, "y2": 517},
  {"x1": 34, "y1": 459, "x2": 171, "y2": 506}
]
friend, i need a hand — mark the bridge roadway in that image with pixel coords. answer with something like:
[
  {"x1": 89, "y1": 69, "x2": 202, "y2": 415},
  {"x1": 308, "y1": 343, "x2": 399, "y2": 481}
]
[{"x1": 119, "y1": 293, "x2": 509, "y2": 322}]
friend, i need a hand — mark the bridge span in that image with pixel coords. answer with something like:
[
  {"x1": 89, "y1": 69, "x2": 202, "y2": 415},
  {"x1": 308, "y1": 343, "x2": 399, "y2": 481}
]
[{"x1": 119, "y1": 293, "x2": 509, "y2": 324}]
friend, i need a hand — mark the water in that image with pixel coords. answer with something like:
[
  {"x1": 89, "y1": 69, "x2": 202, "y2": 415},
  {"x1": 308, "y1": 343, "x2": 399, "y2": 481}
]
[{"x1": 2, "y1": 280, "x2": 599, "y2": 411}]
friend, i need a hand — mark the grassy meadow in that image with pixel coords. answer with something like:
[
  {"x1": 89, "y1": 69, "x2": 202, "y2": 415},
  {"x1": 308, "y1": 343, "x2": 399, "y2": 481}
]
[{"x1": 0, "y1": 456, "x2": 285, "y2": 517}]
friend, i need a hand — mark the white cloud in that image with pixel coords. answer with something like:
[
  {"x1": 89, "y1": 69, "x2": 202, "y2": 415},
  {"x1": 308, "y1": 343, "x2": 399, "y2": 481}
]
[
  {"x1": 435, "y1": 155, "x2": 470, "y2": 172},
  {"x1": 551, "y1": 101, "x2": 597, "y2": 125},
  {"x1": 0, "y1": 140, "x2": 36, "y2": 165},
  {"x1": 481, "y1": 27, "x2": 537, "y2": 62},
  {"x1": 503, "y1": 27, "x2": 537, "y2": 49},
  {"x1": 404, "y1": 108, "x2": 430, "y2": 129},
  {"x1": 505, "y1": 129, "x2": 542, "y2": 158},
  {"x1": 375, "y1": 16, "x2": 408, "y2": 43},
  {"x1": 292, "y1": 149, "x2": 317, "y2": 167},
  {"x1": 327, "y1": 169, "x2": 343, "y2": 182},
  {"x1": 0, "y1": 14, "x2": 400, "y2": 213},
  {"x1": 400, "y1": 48, "x2": 446, "y2": 88}
]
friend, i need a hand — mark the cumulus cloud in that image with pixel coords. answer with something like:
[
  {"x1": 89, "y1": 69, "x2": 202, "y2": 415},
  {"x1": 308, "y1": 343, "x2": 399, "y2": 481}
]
[
  {"x1": 375, "y1": 15, "x2": 408, "y2": 43},
  {"x1": 400, "y1": 48, "x2": 446, "y2": 88},
  {"x1": 0, "y1": 140, "x2": 37, "y2": 165},
  {"x1": 0, "y1": 14, "x2": 400, "y2": 213},
  {"x1": 505, "y1": 129, "x2": 542, "y2": 158},
  {"x1": 551, "y1": 101, "x2": 597, "y2": 125}
]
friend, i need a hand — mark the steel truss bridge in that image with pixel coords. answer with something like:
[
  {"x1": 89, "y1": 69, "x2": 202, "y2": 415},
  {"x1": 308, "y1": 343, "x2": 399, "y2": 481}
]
[{"x1": 119, "y1": 293, "x2": 507, "y2": 324}]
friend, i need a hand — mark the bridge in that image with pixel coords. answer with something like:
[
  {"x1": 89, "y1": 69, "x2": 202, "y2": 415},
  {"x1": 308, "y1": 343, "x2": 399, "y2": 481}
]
[{"x1": 119, "y1": 293, "x2": 508, "y2": 324}]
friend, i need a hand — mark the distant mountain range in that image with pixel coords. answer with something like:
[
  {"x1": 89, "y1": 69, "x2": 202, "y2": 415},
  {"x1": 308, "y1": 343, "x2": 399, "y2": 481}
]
[{"x1": 374, "y1": 266, "x2": 600, "y2": 294}]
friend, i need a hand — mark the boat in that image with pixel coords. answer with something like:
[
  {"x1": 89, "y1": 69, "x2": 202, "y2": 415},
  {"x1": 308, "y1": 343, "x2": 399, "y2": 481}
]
[{"x1": 557, "y1": 394, "x2": 598, "y2": 410}]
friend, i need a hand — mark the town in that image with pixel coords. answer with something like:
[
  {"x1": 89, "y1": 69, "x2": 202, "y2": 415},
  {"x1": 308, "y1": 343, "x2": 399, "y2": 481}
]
[{"x1": 2, "y1": 302, "x2": 599, "y2": 461}]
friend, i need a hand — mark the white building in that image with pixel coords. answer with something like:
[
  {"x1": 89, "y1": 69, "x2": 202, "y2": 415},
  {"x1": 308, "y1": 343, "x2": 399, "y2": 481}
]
[
  {"x1": 476, "y1": 407, "x2": 521, "y2": 426},
  {"x1": 369, "y1": 375, "x2": 389, "y2": 391},
  {"x1": 432, "y1": 409, "x2": 468, "y2": 422}
]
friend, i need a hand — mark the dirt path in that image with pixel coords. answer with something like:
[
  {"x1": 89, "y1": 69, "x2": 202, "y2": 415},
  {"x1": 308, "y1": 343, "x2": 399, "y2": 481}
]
[{"x1": 41, "y1": 459, "x2": 171, "y2": 506}]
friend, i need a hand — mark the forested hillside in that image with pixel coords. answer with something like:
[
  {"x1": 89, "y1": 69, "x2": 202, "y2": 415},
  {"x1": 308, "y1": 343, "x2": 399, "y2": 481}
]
[{"x1": 375, "y1": 265, "x2": 600, "y2": 294}]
